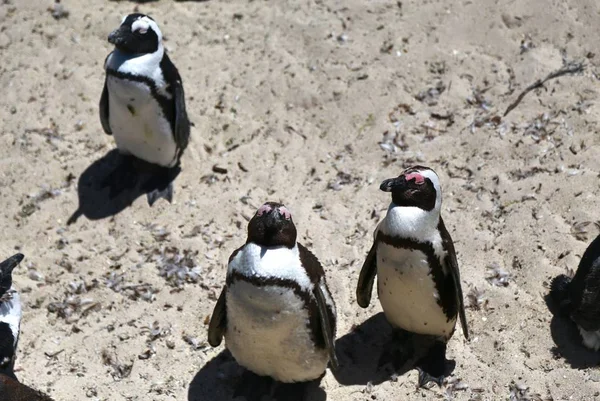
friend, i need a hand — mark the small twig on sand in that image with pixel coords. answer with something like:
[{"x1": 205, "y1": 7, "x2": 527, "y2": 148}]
[{"x1": 503, "y1": 61, "x2": 585, "y2": 117}]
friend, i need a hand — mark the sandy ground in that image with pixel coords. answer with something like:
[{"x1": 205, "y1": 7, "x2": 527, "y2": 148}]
[{"x1": 1, "y1": 0, "x2": 600, "y2": 400}]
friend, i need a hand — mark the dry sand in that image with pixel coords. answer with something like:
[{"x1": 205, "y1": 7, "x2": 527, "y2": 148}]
[{"x1": 1, "y1": 0, "x2": 600, "y2": 400}]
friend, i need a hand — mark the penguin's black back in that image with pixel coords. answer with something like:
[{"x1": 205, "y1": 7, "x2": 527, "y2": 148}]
[{"x1": 558, "y1": 235, "x2": 600, "y2": 331}]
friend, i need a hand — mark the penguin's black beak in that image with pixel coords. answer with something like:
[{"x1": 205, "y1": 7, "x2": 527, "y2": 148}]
[
  {"x1": 0, "y1": 253, "x2": 24, "y2": 275},
  {"x1": 108, "y1": 26, "x2": 131, "y2": 47},
  {"x1": 380, "y1": 176, "x2": 406, "y2": 192},
  {"x1": 0, "y1": 253, "x2": 23, "y2": 292}
]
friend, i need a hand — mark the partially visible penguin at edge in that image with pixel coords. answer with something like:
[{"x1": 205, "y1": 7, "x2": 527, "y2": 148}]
[
  {"x1": 1, "y1": 253, "x2": 55, "y2": 401},
  {"x1": 551, "y1": 234, "x2": 600, "y2": 350}
]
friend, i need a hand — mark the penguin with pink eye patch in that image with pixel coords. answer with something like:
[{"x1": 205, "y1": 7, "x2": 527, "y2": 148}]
[
  {"x1": 208, "y1": 202, "x2": 338, "y2": 400},
  {"x1": 356, "y1": 166, "x2": 469, "y2": 387}
]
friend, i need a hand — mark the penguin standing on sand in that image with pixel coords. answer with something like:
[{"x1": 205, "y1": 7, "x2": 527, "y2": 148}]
[
  {"x1": 356, "y1": 166, "x2": 469, "y2": 387},
  {"x1": 0, "y1": 253, "x2": 54, "y2": 401},
  {"x1": 208, "y1": 202, "x2": 338, "y2": 401},
  {"x1": 100, "y1": 13, "x2": 190, "y2": 205},
  {"x1": 551, "y1": 234, "x2": 600, "y2": 350}
]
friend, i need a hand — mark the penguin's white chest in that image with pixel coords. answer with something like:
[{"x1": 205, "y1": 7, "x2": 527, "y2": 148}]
[
  {"x1": 0, "y1": 290, "x2": 22, "y2": 347},
  {"x1": 224, "y1": 246, "x2": 328, "y2": 382},
  {"x1": 376, "y1": 243, "x2": 455, "y2": 337},
  {"x1": 107, "y1": 76, "x2": 177, "y2": 167}
]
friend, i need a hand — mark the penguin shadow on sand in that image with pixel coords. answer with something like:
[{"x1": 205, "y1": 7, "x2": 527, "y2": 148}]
[
  {"x1": 544, "y1": 294, "x2": 600, "y2": 368},
  {"x1": 333, "y1": 312, "x2": 455, "y2": 386},
  {"x1": 67, "y1": 149, "x2": 181, "y2": 225},
  {"x1": 188, "y1": 350, "x2": 327, "y2": 401}
]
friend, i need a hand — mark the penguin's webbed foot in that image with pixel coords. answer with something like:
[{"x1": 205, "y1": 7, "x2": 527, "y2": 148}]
[
  {"x1": 417, "y1": 367, "x2": 445, "y2": 388},
  {"x1": 142, "y1": 166, "x2": 179, "y2": 206},
  {"x1": 416, "y1": 341, "x2": 447, "y2": 388},
  {"x1": 146, "y1": 182, "x2": 174, "y2": 206}
]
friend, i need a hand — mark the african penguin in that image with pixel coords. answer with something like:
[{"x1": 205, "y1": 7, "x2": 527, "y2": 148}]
[
  {"x1": 100, "y1": 13, "x2": 190, "y2": 206},
  {"x1": 0, "y1": 253, "x2": 54, "y2": 401},
  {"x1": 356, "y1": 166, "x2": 469, "y2": 387},
  {"x1": 551, "y1": 234, "x2": 600, "y2": 351},
  {"x1": 208, "y1": 202, "x2": 338, "y2": 400},
  {"x1": 0, "y1": 253, "x2": 23, "y2": 378}
]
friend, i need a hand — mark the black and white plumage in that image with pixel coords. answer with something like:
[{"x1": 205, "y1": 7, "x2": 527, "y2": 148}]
[
  {"x1": 0, "y1": 254, "x2": 53, "y2": 401},
  {"x1": 356, "y1": 166, "x2": 469, "y2": 387},
  {"x1": 0, "y1": 253, "x2": 23, "y2": 377},
  {"x1": 100, "y1": 13, "x2": 190, "y2": 205},
  {"x1": 551, "y1": 234, "x2": 600, "y2": 351},
  {"x1": 208, "y1": 202, "x2": 337, "y2": 399}
]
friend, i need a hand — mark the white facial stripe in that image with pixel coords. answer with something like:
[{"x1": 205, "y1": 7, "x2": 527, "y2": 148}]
[
  {"x1": 132, "y1": 19, "x2": 150, "y2": 34},
  {"x1": 417, "y1": 169, "x2": 440, "y2": 191},
  {"x1": 417, "y1": 168, "x2": 442, "y2": 208},
  {"x1": 121, "y1": 15, "x2": 127, "y2": 24},
  {"x1": 147, "y1": 19, "x2": 162, "y2": 40},
  {"x1": 130, "y1": 16, "x2": 162, "y2": 41}
]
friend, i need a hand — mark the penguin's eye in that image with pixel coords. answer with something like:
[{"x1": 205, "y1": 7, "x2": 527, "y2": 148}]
[{"x1": 136, "y1": 27, "x2": 148, "y2": 34}]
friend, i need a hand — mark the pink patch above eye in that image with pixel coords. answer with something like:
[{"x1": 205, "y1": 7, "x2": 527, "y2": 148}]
[
  {"x1": 278, "y1": 206, "x2": 292, "y2": 220},
  {"x1": 257, "y1": 204, "x2": 273, "y2": 216},
  {"x1": 405, "y1": 172, "x2": 425, "y2": 184}
]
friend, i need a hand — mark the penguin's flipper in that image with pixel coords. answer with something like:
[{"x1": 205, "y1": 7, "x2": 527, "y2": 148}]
[
  {"x1": 99, "y1": 77, "x2": 112, "y2": 136},
  {"x1": 173, "y1": 78, "x2": 190, "y2": 155},
  {"x1": 296, "y1": 243, "x2": 338, "y2": 370},
  {"x1": 439, "y1": 218, "x2": 469, "y2": 340},
  {"x1": 446, "y1": 249, "x2": 469, "y2": 340},
  {"x1": 146, "y1": 182, "x2": 174, "y2": 207},
  {"x1": 356, "y1": 241, "x2": 378, "y2": 308},
  {"x1": 160, "y1": 53, "x2": 190, "y2": 158},
  {"x1": 208, "y1": 286, "x2": 227, "y2": 347},
  {"x1": 314, "y1": 282, "x2": 339, "y2": 371}
]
